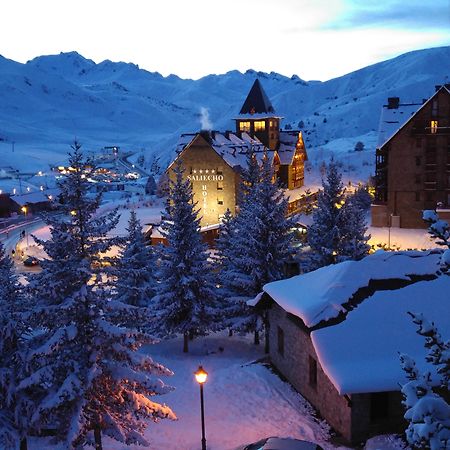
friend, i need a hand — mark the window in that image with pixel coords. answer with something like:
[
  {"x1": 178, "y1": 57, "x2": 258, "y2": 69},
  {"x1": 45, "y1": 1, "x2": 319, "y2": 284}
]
[
  {"x1": 370, "y1": 392, "x2": 389, "y2": 422},
  {"x1": 431, "y1": 120, "x2": 438, "y2": 134},
  {"x1": 217, "y1": 166, "x2": 223, "y2": 175},
  {"x1": 217, "y1": 181, "x2": 223, "y2": 190},
  {"x1": 239, "y1": 121, "x2": 251, "y2": 133},
  {"x1": 254, "y1": 120, "x2": 266, "y2": 132},
  {"x1": 269, "y1": 120, "x2": 274, "y2": 128},
  {"x1": 277, "y1": 326, "x2": 284, "y2": 356},
  {"x1": 217, "y1": 196, "x2": 224, "y2": 205},
  {"x1": 308, "y1": 356, "x2": 317, "y2": 388},
  {"x1": 415, "y1": 156, "x2": 422, "y2": 166}
]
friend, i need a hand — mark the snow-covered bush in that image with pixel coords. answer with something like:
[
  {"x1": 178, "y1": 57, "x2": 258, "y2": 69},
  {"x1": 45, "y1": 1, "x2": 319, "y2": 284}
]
[
  {"x1": 423, "y1": 210, "x2": 450, "y2": 272},
  {"x1": 400, "y1": 312, "x2": 450, "y2": 450}
]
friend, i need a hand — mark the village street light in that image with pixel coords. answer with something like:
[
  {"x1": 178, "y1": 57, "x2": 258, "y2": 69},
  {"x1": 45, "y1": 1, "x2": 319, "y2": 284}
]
[
  {"x1": 194, "y1": 366, "x2": 208, "y2": 450},
  {"x1": 21, "y1": 206, "x2": 29, "y2": 247}
]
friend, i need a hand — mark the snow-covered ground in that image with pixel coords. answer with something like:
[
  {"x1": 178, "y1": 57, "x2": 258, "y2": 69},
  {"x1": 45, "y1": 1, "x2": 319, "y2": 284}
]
[{"x1": 28, "y1": 332, "x2": 408, "y2": 450}]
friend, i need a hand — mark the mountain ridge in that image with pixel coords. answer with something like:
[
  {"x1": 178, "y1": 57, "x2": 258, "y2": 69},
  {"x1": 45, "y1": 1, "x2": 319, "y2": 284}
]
[{"x1": 0, "y1": 46, "x2": 449, "y2": 172}]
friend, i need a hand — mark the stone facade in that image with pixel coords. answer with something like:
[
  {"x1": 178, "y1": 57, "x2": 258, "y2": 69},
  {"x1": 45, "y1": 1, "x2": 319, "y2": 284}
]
[
  {"x1": 267, "y1": 301, "x2": 406, "y2": 444},
  {"x1": 168, "y1": 134, "x2": 239, "y2": 227},
  {"x1": 373, "y1": 86, "x2": 450, "y2": 228}
]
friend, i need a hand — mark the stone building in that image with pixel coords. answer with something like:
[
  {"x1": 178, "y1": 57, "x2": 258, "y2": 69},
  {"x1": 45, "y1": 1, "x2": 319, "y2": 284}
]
[
  {"x1": 252, "y1": 250, "x2": 449, "y2": 444},
  {"x1": 372, "y1": 85, "x2": 450, "y2": 228},
  {"x1": 168, "y1": 79, "x2": 308, "y2": 226}
]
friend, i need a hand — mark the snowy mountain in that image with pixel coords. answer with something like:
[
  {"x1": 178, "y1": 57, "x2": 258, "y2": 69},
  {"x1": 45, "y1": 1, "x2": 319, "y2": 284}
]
[{"x1": 0, "y1": 46, "x2": 449, "y2": 172}]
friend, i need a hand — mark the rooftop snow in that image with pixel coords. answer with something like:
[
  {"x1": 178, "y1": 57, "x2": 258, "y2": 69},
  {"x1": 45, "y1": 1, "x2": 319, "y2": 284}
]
[
  {"x1": 311, "y1": 275, "x2": 450, "y2": 394},
  {"x1": 376, "y1": 103, "x2": 421, "y2": 148},
  {"x1": 262, "y1": 250, "x2": 442, "y2": 328}
]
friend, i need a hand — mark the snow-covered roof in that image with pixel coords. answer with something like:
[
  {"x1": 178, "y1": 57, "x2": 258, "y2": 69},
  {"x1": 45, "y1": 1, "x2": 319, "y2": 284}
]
[
  {"x1": 376, "y1": 102, "x2": 421, "y2": 148},
  {"x1": 377, "y1": 85, "x2": 450, "y2": 149},
  {"x1": 277, "y1": 131, "x2": 306, "y2": 165},
  {"x1": 11, "y1": 188, "x2": 59, "y2": 206},
  {"x1": 262, "y1": 250, "x2": 441, "y2": 328},
  {"x1": 259, "y1": 250, "x2": 450, "y2": 395},
  {"x1": 312, "y1": 276, "x2": 450, "y2": 394},
  {"x1": 174, "y1": 131, "x2": 277, "y2": 172}
]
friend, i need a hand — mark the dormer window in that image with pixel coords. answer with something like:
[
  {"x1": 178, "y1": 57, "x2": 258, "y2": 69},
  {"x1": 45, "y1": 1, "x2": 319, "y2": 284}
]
[
  {"x1": 431, "y1": 120, "x2": 438, "y2": 134},
  {"x1": 254, "y1": 120, "x2": 266, "y2": 132}
]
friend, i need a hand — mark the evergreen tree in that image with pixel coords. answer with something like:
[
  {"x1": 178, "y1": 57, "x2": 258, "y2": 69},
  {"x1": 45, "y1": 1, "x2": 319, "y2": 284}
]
[
  {"x1": 22, "y1": 143, "x2": 175, "y2": 449},
  {"x1": 152, "y1": 162, "x2": 219, "y2": 353},
  {"x1": 400, "y1": 312, "x2": 450, "y2": 450},
  {"x1": 219, "y1": 154, "x2": 293, "y2": 337},
  {"x1": 308, "y1": 161, "x2": 346, "y2": 267},
  {"x1": 308, "y1": 161, "x2": 369, "y2": 268},
  {"x1": 115, "y1": 210, "x2": 156, "y2": 309},
  {"x1": 423, "y1": 210, "x2": 450, "y2": 273},
  {"x1": 339, "y1": 196, "x2": 371, "y2": 261},
  {"x1": 0, "y1": 242, "x2": 31, "y2": 449}
]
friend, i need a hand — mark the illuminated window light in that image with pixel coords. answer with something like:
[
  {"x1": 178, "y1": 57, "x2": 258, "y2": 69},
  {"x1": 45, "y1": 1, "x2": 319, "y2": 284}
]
[
  {"x1": 239, "y1": 121, "x2": 251, "y2": 132},
  {"x1": 431, "y1": 120, "x2": 438, "y2": 134},
  {"x1": 254, "y1": 121, "x2": 266, "y2": 132}
]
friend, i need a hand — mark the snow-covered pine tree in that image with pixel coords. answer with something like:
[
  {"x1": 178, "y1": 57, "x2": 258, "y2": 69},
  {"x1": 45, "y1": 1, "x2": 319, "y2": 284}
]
[
  {"x1": 152, "y1": 162, "x2": 219, "y2": 353},
  {"x1": 339, "y1": 195, "x2": 371, "y2": 261},
  {"x1": 115, "y1": 210, "x2": 156, "y2": 309},
  {"x1": 400, "y1": 312, "x2": 450, "y2": 450},
  {"x1": 0, "y1": 242, "x2": 31, "y2": 450},
  {"x1": 22, "y1": 142, "x2": 175, "y2": 449},
  {"x1": 308, "y1": 161, "x2": 370, "y2": 268},
  {"x1": 219, "y1": 153, "x2": 293, "y2": 341},
  {"x1": 308, "y1": 160, "x2": 346, "y2": 268},
  {"x1": 423, "y1": 210, "x2": 450, "y2": 273}
]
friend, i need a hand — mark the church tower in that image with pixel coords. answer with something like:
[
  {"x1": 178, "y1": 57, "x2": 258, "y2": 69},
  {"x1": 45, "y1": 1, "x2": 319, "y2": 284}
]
[{"x1": 234, "y1": 79, "x2": 282, "y2": 150}]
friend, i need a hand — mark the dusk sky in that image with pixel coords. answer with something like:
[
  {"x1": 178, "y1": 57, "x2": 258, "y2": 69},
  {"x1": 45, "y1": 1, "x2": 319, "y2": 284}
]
[{"x1": 1, "y1": 0, "x2": 449, "y2": 81}]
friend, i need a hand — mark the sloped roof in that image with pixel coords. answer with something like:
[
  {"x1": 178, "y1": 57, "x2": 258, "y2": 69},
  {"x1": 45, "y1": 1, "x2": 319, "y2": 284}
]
[
  {"x1": 377, "y1": 85, "x2": 450, "y2": 149},
  {"x1": 258, "y1": 250, "x2": 450, "y2": 394},
  {"x1": 173, "y1": 130, "x2": 276, "y2": 172},
  {"x1": 239, "y1": 79, "x2": 275, "y2": 115}
]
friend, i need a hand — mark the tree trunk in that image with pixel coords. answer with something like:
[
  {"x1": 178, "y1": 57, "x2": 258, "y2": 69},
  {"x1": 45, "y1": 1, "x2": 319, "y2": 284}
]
[
  {"x1": 94, "y1": 425, "x2": 103, "y2": 450},
  {"x1": 183, "y1": 332, "x2": 189, "y2": 353},
  {"x1": 254, "y1": 330, "x2": 260, "y2": 345},
  {"x1": 189, "y1": 329, "x2": 195, "y2": 340},
  {"x1": 20, "y1": 438, "x2": 28, "y2": 450}
]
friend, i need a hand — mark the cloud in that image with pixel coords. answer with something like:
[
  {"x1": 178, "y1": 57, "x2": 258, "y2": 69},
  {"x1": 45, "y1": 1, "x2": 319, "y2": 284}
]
[{"x1": 325, "y1": 0, "x2": 450, "y2": 30}]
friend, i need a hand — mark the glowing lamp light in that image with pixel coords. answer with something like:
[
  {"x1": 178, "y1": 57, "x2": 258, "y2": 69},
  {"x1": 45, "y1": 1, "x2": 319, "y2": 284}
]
[
  {"x1": 70, "y1": 210, "x2": 77, "y2": 216},
  {"x1": 21, "y1": 206, "x2": 27, "y2": 214},
  {"x1": 194, "y1": 366, "x2": 208, "y2": 384}
]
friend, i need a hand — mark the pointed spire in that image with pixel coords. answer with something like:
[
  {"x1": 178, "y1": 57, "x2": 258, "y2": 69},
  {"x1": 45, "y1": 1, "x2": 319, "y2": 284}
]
[{"x1": 239, "y1": 79, "x2": 275, "y2": 115}]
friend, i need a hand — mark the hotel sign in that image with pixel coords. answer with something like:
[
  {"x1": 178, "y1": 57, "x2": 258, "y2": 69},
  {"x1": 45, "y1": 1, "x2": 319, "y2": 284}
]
[{"x1": 186, "y1": 169, "x2": 224, "y2": 215}]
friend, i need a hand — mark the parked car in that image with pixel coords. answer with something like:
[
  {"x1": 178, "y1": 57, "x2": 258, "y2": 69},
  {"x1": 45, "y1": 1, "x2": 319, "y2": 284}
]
[
  {"x1": 23, "y1": 256, "x2": 40, "y2": 267},
  {"x1": 243, "y1": 437, "x2": 324, "y2": 450}
]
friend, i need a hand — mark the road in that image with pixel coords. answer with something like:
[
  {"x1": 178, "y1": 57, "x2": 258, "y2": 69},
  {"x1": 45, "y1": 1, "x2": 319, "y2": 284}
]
[{"x1": 0, "y1": 216, "x2": 45, "y2": 273}]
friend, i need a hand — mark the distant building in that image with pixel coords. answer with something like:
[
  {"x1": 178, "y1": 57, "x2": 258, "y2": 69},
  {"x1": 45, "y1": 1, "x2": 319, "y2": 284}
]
[
  {"x1": 168, "y1": 79, "x2": 308, "y2": 226},
  {"x1": 372, "y1": 85, "x2": 450, "y2": 228},
  {"x1": 252, "y1": 250, "x2": 449, "y2": 444}
]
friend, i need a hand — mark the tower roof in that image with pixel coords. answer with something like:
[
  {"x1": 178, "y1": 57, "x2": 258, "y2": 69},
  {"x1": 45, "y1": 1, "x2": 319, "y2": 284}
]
[{"x1": 239, "y1": 79, "x2": 275, "y2": 115}]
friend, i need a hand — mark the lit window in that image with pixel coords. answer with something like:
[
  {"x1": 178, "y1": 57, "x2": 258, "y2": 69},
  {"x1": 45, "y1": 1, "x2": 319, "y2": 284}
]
[
  {"x1": 254, "y1": 121, "x2": 266, "y2": 132},
  {"x1": 431, "y1": 120, "x2": 438, "y2": 134},
  {"x1": 239, "y1": 121, "x2": 251, "y2": 132},
  {"x1": 217, "y1": 197, "x2": 224, "y2": 205},
  {"x1": 217, "y1": 181, "x2": 223, "y2": 190},
  {"x1": 269, "y1": 120, "x2": 273, "y2": 128}
]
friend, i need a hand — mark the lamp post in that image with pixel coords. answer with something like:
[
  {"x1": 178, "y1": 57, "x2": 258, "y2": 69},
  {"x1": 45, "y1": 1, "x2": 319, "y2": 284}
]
[
  {"x1": 194, "y1": 366, "x2": 208, "y2": 450},
  {"x1": 21, "y1": 206, "x2": 29, "y2": 248}
]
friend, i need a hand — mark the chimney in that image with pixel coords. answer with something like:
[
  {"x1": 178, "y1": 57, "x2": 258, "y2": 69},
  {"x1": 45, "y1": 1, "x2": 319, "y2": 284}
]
[
  {"x1": 387, "y1": 97, "x2": 400, "y2": 109},
  {"x1": 199, "y1": 129, "x2": 213, "y2": 145}
]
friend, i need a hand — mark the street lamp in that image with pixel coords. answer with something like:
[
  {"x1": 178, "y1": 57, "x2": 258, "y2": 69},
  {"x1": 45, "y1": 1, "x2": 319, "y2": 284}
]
[
  {"x1": 194, "y1": 366, "x2": 208, "y2": 450},
  {"x1": 21, "y1": 206, "x2": 29, "y2": 248}
]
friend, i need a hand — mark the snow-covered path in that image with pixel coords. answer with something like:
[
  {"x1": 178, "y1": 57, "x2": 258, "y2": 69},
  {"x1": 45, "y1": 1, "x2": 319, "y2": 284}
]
[{"x1": 128, "y1": 333, "x2": 332, "y2": 450}]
